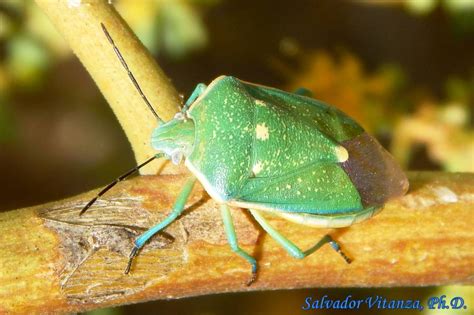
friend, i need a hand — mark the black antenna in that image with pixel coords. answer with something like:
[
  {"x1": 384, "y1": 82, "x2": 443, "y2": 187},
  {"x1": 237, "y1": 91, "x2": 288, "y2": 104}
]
[
  {"x1": 79, "y1": 155, "x2": 158, "y2": 215},
  {"x1": 101, "y1": 23, "x2": 163, "y2": 123}
]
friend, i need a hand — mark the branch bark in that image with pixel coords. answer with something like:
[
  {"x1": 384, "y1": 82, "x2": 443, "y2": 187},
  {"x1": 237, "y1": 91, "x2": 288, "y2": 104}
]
[
  {"x1": 34, "y1": 0, "x2": 182, "y2": 174},
  {"x1": 0, "y1": 172, "x2": 472, "y2": 313}
]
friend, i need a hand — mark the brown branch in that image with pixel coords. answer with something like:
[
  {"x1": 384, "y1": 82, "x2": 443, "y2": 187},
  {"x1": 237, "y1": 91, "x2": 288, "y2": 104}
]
[
  {"x1": 34, "y1": 0, "x2": 182, "y2": 174},
  {"x1": 0, "y1": 171, "x2": 472, "y2": 313}
]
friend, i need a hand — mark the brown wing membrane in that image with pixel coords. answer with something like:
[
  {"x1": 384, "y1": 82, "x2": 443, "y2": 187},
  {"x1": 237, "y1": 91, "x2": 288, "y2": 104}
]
[{"x1": 341, "y1": 132, "x2": 409, "y2": 207}]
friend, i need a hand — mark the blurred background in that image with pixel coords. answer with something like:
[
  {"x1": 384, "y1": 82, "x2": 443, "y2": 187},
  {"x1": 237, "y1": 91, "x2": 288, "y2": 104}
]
[{"x1": 0, "y1": 0, "x2": 472, "y2": 314}]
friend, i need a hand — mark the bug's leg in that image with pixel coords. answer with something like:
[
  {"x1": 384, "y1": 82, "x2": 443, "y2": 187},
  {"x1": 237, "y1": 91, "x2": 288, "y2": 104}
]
[
  {"x1": 221, "y1": 204, "x2": 258, "y2": 286},
  {"x1": 181, "y1": 83, "x2": 207, "y2": 113},
  {"x1": 125, "y1": 177, "x2": 197, "y2": 273},
  {"x1": 293, "y1": 87, "x2": 313, "y2": 97},
  {"x1": 249, "y1": 209, "x2": 351, "y2": 263},
  {"x1": 80, "y1": 153, "x2": 164, "y2": 215}
]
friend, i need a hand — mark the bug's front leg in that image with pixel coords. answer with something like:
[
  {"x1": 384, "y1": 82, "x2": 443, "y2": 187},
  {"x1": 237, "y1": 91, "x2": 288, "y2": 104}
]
[
  {"x1": 181, "y1": 83, "x2": 207, "y2": 113},
  {"x1": 221, "y1": 204, "x2": 258, "y2": 286},
  {"x1": 126, "y1": 177, "x2": 197, "y2": 273},
  {"x1": 249, "y1": 209, "x2": 351, "y2": 263}
]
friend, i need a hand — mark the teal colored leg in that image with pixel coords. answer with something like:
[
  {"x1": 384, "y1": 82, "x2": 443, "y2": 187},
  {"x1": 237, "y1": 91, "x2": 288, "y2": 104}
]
[
  {"x1": 182, "y1": 83, "x2": 207, "y2": 113},
  {"x1": 221, "y1": 204, "x2": 258, "y2": 285},
  {"x1": 293, "y1": 87, "x2": 313, "y2": 97},
  {"x1": 125, "y1": 177, "x2": 197, "y2": 273},
  {"x1": 249, "y1": 209, "x2": 351, "y2": 263}
]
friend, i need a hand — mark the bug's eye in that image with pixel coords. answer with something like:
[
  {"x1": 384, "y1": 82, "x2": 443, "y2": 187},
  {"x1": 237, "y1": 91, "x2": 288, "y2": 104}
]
[
  {"x1": 170, "y1": 150, "x2": 183, "y2": 165},
  {"x1": 174, "y1": 112, "x2": 185, "y2": 120}
]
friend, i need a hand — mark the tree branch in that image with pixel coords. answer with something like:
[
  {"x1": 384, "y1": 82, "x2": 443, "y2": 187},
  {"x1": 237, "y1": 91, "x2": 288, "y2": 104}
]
[
  {"x1": 0, "y1": 172, "x2": 472, "y2": 313},
  {"x1": 14, "y1": 1, "x2": 473, "y2": 314},
  {"x1": 34, "y1": 0, "x2": 182, "y2": 174}
]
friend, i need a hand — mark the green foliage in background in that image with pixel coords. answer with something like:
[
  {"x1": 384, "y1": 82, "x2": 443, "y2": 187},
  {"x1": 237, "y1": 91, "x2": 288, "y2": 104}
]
[
  {"x1": 116, "y1": 0, "x2": 218, "y2": 59},
  {"x1": 406, "y1": 0, "x2": 474, "y2": 34}
]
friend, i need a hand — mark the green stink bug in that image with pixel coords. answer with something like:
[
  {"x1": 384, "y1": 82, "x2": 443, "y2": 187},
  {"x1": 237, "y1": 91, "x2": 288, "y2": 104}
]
[{"x1": 81, "y1": 24, "x2": 409, "y2": 285}]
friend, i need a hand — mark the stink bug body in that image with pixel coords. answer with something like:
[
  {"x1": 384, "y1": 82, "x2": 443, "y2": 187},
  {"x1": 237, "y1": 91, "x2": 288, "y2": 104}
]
[{"x1": 81, "y1": 24, "x2": 409, "y2": 285}]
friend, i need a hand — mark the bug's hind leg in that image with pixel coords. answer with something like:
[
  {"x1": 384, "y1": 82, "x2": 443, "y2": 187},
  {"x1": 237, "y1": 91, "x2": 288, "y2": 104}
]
[
  {"x1": 293, "y1": 87, "x2": 313, "y2": 97},
  {"x1": 221, "y1": 204, "x2": 258, "y2": 286},
  {"x1": 125, "y1": 177, "x2": 197, "y2": 273},
  {"x1": 181, "y1": 83, "x2": 207, "y2": 113},
  {"x1": 249, "y1": 209, "x2": 351, "y2": 263}
]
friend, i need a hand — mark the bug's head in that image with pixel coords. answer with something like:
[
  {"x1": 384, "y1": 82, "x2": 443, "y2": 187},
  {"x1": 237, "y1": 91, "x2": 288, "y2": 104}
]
[{"x1": 151, "y1": 113, "x2": 195, "y2": 164}]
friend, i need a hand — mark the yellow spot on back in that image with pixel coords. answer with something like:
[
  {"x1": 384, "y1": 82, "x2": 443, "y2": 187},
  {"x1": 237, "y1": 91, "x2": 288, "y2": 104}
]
[
  {"x1": 256, "y1": 123, "x2": 269, "y2": 140},
  {"x1": 335, "y1": 146, "x2": 349, "y2": 162},
  {"x1": 255, "y1": 100, "x2": 266, "y2": 107},
  {"x1": 252, "y1": 161, "x2": 263, "y2": 175}
]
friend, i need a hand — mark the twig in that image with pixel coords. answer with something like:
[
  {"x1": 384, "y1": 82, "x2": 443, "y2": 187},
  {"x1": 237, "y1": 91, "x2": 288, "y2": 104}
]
[
  {"x1": 0, "y1": 172, "x2": 472, "y2": 313},
  {"x1": 34, "y1": 0, "x2": 182, "y2": 174}
]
